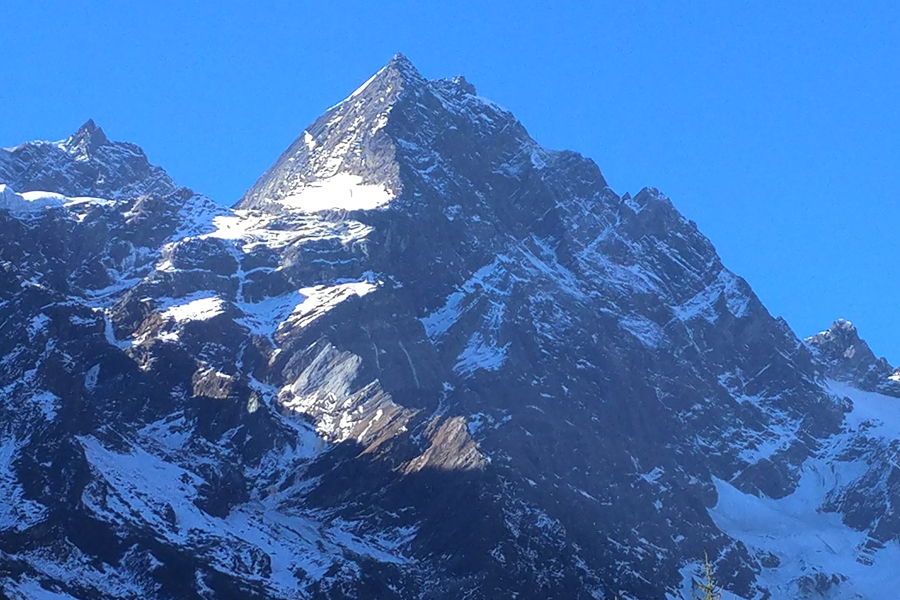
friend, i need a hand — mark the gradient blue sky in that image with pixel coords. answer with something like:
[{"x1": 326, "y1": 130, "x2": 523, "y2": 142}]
[{"x1": 2, "y1": 1, "x2": 897, "y2": 363}]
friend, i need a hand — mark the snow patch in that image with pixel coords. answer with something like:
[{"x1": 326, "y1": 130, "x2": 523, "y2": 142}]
[
  {"x1": 455, "y1": 332, "x2": 509, "y2": 376},
  {"x1": 282, "y1": 278, "x2": 379, "y2": 331},
  {"x1": 673, "y1": 269, "x2": 751, "y2": 323},
  {"x1": 237, "y1": 291, "x2": 306, "y2": 339},
  {"x1": 421, "y1": 290, "x2": 467, "y2": 341},
  {"x1": 159, "y1": 294, "x2": 225, "y2": 323},
  {"x1": 277, "y1": 174, "x2": 394, "y2": 212},
  {"x1": 0, "y1": 186, "x2": 65, "y2": 212},
  {"x1": 831, "y1": 380, "x2": 900, "y2": 437},
  {"x1": 28, "y1": 313, "x2": 50, "y2": 338},
  {"x1": 619, "y1": 315, "x2": 665, "y2": 348},
  {"x1": 303, "y1": 131, "x2": 317, "y2": 151},
  {"x1": 530, "y1": 148, "x2": 547, "y2": 169},
  {"x1": 348, "y1": 70, "x2": 380, "y2": 100},
  {"x1": 84, "y1": 364, "x2": 100, "y2": 390},
  {"x1": 0, "y1": 437, "x2": 47, "y2": 531},
  {"x1": 78, "y1": 435, "x2": 409, "y2": 595},
  {"x1": 29, "y1": 391, "x2": 60, "y2": 421},
  {"x1": 0, "y1": 184, "x2": 113, "y2": 217},
  {"x1": 443, "y1": 204, "x2": 462, "y2": 221},
  {"x1": 168, "y1": 194, "x2": 232, "y2": 240},
  {"x1": 421, "y1": 256, "x2": 511, "y2": 343},
  {"x1": 710, "y1": 381, "x2": 900, "y2": 599},
  {"x1": 203, "y1": 209, "x2": 373, "y2": 252},
  {"x1": 7, "y1": 580, "x2": 80, "y2": 600}
]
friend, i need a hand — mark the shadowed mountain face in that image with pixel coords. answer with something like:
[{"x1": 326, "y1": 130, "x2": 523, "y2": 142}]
[{"x1": 0, "y1": 54, "x2": 898, "y2": 600}]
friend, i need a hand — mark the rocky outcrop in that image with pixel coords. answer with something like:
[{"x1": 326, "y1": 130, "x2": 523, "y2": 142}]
[{"x1": 807, "y1": 319, "x2": 900, "y2": 397}]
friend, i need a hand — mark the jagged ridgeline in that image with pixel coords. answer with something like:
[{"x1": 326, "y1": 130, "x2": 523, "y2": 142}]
[{"x1": 1, "y1": 53, "x2": 899, "y2": 600}]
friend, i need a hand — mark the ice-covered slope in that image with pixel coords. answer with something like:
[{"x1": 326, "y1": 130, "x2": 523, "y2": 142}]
[
  {"x1": 712, "y1": 377, "x2": 900, "y2": 599},
  {"x1": 1, "y1": 54, "x2": 898, "y2": 600}
]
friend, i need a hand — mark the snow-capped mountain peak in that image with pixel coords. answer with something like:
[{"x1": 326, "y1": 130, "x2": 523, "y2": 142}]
[
  {"x1": 381, "y1": 51, "x2": 424, "y2": 82},
  {"x1": 3, "y1": 54, "x2": 900, "y2": 600},
  {"x1": 236, "y1": 53, "x2": 541, "y2": 214},
  {"x1": 236, "y1": 54, "x2": 430, "y2": 211}
]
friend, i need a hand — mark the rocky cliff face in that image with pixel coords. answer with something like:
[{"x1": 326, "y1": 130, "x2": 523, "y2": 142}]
[
  {"x1": 806, "y1": 319, "x2": 900, "y2": 397},
  {"x1": 1, "y1": 54, "x2": 898, "y2": 600}
]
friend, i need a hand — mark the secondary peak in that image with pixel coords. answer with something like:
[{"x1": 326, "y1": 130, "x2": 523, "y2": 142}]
[{"x1": 62, "y1": 119, "x2": 110, "y2": 160}]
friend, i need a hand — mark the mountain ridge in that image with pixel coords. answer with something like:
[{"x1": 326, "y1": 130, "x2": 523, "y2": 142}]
[
  {"x1": 0, "y1": 118, "x2": 181, "y2": 201},
  {"x1": 0, "y1": 54, "x2": 898, "y2": 600}
]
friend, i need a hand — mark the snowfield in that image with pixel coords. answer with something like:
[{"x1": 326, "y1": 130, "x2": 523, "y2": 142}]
[{"x1": 710, "y1": 381, "x2": 900, "y2": 599}]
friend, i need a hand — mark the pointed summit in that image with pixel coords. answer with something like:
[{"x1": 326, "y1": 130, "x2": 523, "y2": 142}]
[
  {"x1": 808, "y1": 319, "x2": 873, "y2": 362},
  {"x1": 62, "y1": 119, "x2": 109, "y2": 160},
  {"x1": 236, "y1": 55, "x2": 429, "y2": 210},
  {"x1": 237, "y1": 51, "x2": 557, "y2": 215},
  {"x1": 1, "y1": 119, "x2": 180, "y2": 199},
  {"x1": 341, "y1": 52, "x2": 426, "y2": 105},
  {"x1": 76, "y1": 118, "x2": 103, "y2": 135},
  {"x1": 237, "y1": 52, "x2": 539, "y2": 211},
  {"x1": 807, "y1": 319, "x2": 898, "y2": 394},
  {"x1": 384, "y1": 52, "x2": 422, "y2": 80}
]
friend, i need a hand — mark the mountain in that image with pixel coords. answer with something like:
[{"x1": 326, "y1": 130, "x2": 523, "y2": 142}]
[
  {"x1": 1, "y1": 53, "x2": 898, "y2": 600},
  {"x1": 0, "y1": 119, "x2": 179, "y2": 200}
]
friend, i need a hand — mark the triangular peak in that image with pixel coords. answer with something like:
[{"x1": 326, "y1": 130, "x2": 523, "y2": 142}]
[
  {"x1": 383, "y1": 52, "x2": 423, "y2": 81},
  {"x1": 235, "y1": 52, "x2": 593, "y2": 217},
  {"x1": 235, "y1": 54, "x2": 440, "y2": 211},
  {"x1": 333, "y1": 53, "x2": 426, "y2": 111},
  {"x1": 808, "y1": 319, "x2": 869, "y2": 357},
  {"x1": 62, "y1": 119, "x2": 110, "y2": 160}
]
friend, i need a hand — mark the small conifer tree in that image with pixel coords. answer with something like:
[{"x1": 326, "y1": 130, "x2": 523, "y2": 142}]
[{"x1": 694, "y1": 552, "x2": 722, "y2": 600}]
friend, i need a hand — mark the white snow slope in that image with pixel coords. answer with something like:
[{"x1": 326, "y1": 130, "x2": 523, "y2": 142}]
[{"x1": 709, "y1": 380, "x2": 900, "y2": 600}]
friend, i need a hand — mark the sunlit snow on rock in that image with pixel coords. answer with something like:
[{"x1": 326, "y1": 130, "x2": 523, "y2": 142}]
[
  {"x1": 276, "y1": 174, "x2": 394, "y2": 212},
  {"x1": 159, "y1": 295, "x2": 225, "y2": 323},
  {"x1": 285, "y1": 279, "x2": 379, "y2": 330},
  {"x1": 710, "y1": 381, "x2": 900, "y2": 599},
  {"x1": 0, "y1": 184, "x2": 114, "y2": 217}
]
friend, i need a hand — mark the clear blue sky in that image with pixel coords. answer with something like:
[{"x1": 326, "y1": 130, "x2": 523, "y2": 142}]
[{"x1": 2, "y1": 1, "x2": 898, "y2": 364}]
